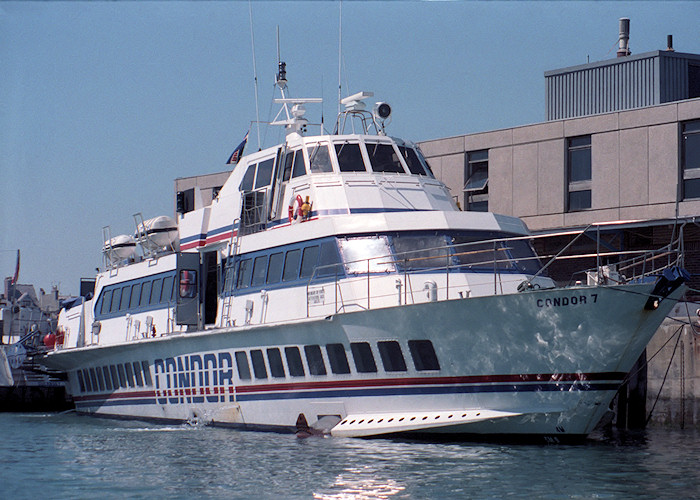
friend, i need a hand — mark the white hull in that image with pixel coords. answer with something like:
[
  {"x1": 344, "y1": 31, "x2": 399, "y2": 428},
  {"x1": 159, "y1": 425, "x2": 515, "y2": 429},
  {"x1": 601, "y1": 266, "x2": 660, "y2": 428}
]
[{"x1": 45, "y1": 282, "x2": 681, "y2": 439}]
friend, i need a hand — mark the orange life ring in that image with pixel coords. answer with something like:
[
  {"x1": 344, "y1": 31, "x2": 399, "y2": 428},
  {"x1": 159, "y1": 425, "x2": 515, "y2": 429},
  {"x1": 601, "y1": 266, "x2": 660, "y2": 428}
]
[{"x1": 288, "y1": 194, "x2": 304, "y2": 223}]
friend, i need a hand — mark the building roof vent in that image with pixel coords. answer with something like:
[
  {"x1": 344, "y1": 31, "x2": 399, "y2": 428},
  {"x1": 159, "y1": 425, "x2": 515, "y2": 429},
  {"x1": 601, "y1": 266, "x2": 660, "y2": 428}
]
[
  {"x1": 666, "y1": 34, "x2": 674, "y2": 52},
  {"x1": 617, "y1": 17, "x2": 631, "y2": 57}
]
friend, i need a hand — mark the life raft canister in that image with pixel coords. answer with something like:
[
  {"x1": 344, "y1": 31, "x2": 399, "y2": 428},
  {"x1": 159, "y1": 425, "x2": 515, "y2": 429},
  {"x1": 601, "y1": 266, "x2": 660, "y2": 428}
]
[{"x1": 288, "y1": 194, "x2": 304, "y2": 223}]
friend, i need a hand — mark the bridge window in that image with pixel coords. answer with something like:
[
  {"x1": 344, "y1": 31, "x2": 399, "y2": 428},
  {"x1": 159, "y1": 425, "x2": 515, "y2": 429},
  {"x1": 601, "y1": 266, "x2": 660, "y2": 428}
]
[
  {"x1": 307, "y1": 143, "x2": 333, "y2": 173},
  {"x1": 398, "y1": 146, "x2": 428, "y2": 176},
  {"x1": 378, "y1": 341, "x2": 407, "y2": 372},
  {"x1": 350, "y1": 342, "x2": 377, "y2": 373},
  {"x1": 284, "y1": 347, "x2": 305, "y2": 377},
  {"x1": 240, "y1": 163, "x2": 256, "y2": 191},
  {"x1": 255, "y1": 158, "x2": 275, "y2": 189},
  {"x1": 408, "y1": 340, "x2": 440, "y2": 371},
  {"x1": 335, "y1": 143, "x2": 366, "y2": 172},
  {"x1": 367, "y1": 143, "x2": 405, "y2": 173}
]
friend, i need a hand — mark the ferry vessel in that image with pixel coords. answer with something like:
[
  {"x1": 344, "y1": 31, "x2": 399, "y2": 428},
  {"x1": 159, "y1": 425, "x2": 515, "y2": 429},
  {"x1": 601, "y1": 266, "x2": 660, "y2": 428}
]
[{"x1": 43, "y1": 66, "x2": 687, "y2": 440}]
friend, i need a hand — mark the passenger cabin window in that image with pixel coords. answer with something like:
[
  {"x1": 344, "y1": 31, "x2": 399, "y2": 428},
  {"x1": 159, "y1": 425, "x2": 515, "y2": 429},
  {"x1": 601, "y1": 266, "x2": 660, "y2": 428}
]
[
  {"x1": 335, "y1": 143, "x2": 366, "y2": 172},
  {"x1": 351, "y1": 342, "x2": 377, "y2": 373},
  {"x1": 408, "y1": 340, "x2": 440, "y2": 371},
  {"x1": 132, "y1": 362, "x2": 144, "y2": 386},
  {"x1": 251, "y1": 255, "x2": 268, "y2": 287},
  {"x1": 141, "y1": 361, "x2": 153, "y2": 386},
  {"x1": 235, "y1": 351, "x2": 252, "y2": 380},
  {"x1": 338, "y1": 236, "x2": 395, "y2": 274},
  {"x1": 267, "y1": 348, "x2": 286, "y2": 378},
  {"x1": 237, "y1": 259, "x2": 253, "y2": 289},
  {"x1": 267, "y1": 252, "x2": 284, "y2": 284},
  {"x1": 307, "y1": 143, "x2": 333, "y2": 173},
  {"x1": 282, "y1": 249, "x2": 302, "y2": 281},
  {"x1": 102, "y1": 367, "x2": 112, "y2": 391},
  {"x1": 250, "y1": 349, "x2": 268, "y2": 379},
  {"x1": 367, "y1": 143, "x2": 405, "y2": 173},
  {"x1": 300, "y1": 246, "x2": 320, "y2": 279},
  {"x1": 139, "y1": 281, "x2": 151, "y2": 307},
  {"x1": 378, "y1": 341, "x2": 407, "y2": 372},
  {"x1": 304, "y1": 345, "x2": 327, "y2": 375},
  {"x1": 285, "y1": 347, "x2": 306, "y2": 377},
  {"x1": 326, "y1": 344, "x2": 351, "y2": 374}
]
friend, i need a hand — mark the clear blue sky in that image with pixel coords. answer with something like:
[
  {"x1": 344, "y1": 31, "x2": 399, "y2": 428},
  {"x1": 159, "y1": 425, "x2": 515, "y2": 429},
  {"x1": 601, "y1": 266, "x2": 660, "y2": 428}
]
[{"x1": 1, "y1": 1, "x2": 699, "y2": 296}]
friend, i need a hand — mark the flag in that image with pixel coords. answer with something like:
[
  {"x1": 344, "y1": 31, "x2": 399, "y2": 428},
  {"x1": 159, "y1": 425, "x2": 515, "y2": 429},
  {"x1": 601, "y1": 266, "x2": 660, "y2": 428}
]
[{"x1": 227, "y1": 132, "x2": 248, "y2": 165}]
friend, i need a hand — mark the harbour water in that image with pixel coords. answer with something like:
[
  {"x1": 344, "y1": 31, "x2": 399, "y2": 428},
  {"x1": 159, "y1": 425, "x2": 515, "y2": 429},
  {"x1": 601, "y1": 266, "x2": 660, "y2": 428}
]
[{"x1": 3, "y1": 412, "x2": 699, "y2": 499}]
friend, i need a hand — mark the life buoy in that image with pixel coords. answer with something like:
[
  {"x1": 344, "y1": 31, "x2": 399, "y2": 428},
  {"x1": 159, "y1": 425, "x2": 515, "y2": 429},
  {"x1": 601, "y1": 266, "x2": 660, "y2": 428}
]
[{"x1": 288, "y1": 194, "x2": 304, "y2": 223}]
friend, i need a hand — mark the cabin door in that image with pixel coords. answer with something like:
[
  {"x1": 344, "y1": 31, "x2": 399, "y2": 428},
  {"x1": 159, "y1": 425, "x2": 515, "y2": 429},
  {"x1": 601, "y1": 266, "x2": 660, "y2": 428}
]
[
  {"x1": 176, "y1": 252, "x2": 201, "y2": 327},
  {"x1": 202, "y1": 251, "x2": 218, "y2": 325}
]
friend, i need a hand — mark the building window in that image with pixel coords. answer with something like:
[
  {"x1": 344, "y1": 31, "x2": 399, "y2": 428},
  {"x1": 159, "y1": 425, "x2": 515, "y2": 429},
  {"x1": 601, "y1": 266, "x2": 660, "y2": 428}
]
[
  {"x1": 567, "y1": 136, "x2": 591, "y2": 211},
  {"x1": 464, "y1": 150, "x2": 488, "y2": 211},
  {"x1": 682, "y1": 120, "x2": 700, "y2": 199}
]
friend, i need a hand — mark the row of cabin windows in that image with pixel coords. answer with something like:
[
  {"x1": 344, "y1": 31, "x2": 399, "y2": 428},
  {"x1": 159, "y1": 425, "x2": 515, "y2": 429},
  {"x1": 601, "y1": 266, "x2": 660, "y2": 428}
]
[
  {"x1": 96, "y1": 273, "x2": 177, "y2": 318},
  {"x1": 234, "y1": 339, "x2": 440, "y2": 381},
  {"x1": 76, "y1": 360, "x2": 153, "y2": 393},
  {"x1": 239, "y1": 143, "x2": 434, "y2": 192},
  {"x1": 226, "y1": 240, "x2": 341, "y2": 293}
]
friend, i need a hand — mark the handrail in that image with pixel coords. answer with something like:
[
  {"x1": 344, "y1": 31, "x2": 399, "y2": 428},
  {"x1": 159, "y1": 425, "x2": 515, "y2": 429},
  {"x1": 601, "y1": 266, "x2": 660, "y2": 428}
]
[{"x1": 304, "y1": 224, "x2": 684, "y2": 318}]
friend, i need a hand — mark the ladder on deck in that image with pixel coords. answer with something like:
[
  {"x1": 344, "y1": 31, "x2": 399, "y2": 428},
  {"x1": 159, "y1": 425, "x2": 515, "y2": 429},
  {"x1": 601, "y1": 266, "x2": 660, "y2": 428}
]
[{"x1": 220, "y1": 218, "x2": 240, "y2": 327}]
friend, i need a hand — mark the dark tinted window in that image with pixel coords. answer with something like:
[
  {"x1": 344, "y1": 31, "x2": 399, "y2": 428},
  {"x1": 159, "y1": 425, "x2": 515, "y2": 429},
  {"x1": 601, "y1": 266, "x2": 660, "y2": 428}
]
[
  {"x1": 408, "y1": 340, "x2": 440, "y2": 371},
  {"x1": 237, "y1": 259, "x2": 253, "y2": 289},
  {"x1": 110, "y1": 288, "x2": 121, "y2": 312},
  {"x1": 378, "y1": 341, "x2": 407, "y2": 372},
  {"x1": 89, "y1": 368, "x2": 99, "y2": 392},
  {"x1": 316, "y1": 241, "x2": 342, "y2": 277},
  {"x1": 267, "y1": 348, "x2": 285, "y2": 378},
  {"x1": 129, "y1": 284, "x2": 141, "y2": 308},
  {"x1": 255, "y1": 158, "x2": 274, "y2": 189},
  {"x1": 119, "y1": 287, "x2": 131, "y2": 311},
  {"x1": 284, "y1": 347, "x2": 305, "y2": 377},
  {"x1": 568, "y1": 190, "x2": 592, "y2": 212},
  {"x1": 124, "y1": 363, "x2": 136, "y2": 387},
  {"x1": 150, "y1": 279, "x2": 162, "y2": 305},
  {"x1": 240, "y1": 164, "x2": 256, "y2": 191},
  {"x1": 304, "y1": 345, "x2": 327, "y2": 375},
  {"x1": 250, "y1": 350, "x2": 268, "y2": 379},
  {"x1": 95, "y1": 367, "x2": 105, "y2": 391},
  {"x1": 267, "y1": 252, "x2": 284, "y2": 284},
  {"x1": 139, "y1": 281, "x2": 151, "y2": 307},
  {"x1": 335, "y1": 143, "x2": 366, "y2": 172},
  {"x1": 141, "y1": 361, "x2": 152, "y2": 386},
  {"x1": 100, "y1": 289, "x2": 112, "y2": 314},
  {"x1": 399, "y1": 146, "x2": 427, "y2": 175},
  {"x1": 76, "y1": 370, "x2": 86, "y2": 392},
  {"x1": 251, "y1": 255, "x2": 268, "y2": 287},
  {"x1": 367, "y1": 143, "x2": 405, "y2": 173},
  {"x1": 300, "y1": 246, "x2": 320, "y2": 279},
  {"x1": 102, "y1": 366, "x2": 113, "y2": 391},
  {"x1": 132, "y1": 362, "x2": 144, "y2": 386},
  {"x1": 282, "y1": 249, "x2": 301, "y2": 281},
  {"x1": 110, "y1": 365, "x2": 120, "y2": 388},
  {"x1": 292, "y1": 150, "x2": 307, "y2": 178},
  {"x1": 235, "y1": 351, "x2": 252, "y2": 380},
  {"x1": 117, "y1": 364, "x2": 127, "y2": 388},
  {"x1": 82, "y1": 370, "x2": 92, "y2": 392},
  {"x1": 326, "y1": 344, "x2": 351, "y2": 374},
  {"x1": 161, "y1": 276, "x2": 174, "y2": 303},
  {"x1": 350, "y1": 342, "x2": 377, "y2": 373}
]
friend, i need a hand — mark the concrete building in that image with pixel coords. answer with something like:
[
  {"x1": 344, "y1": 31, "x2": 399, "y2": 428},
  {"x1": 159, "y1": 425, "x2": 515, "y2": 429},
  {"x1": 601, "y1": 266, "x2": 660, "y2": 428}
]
[{"x1": 418, "y1": 27, "x2": 700, "y2": 429}]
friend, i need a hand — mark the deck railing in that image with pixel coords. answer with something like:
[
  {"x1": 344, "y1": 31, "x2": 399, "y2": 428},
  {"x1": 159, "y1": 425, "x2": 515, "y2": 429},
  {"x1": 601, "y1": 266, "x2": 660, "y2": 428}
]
[{"x1": 305, "y1": 222, "x2": 685, "y2": 317}]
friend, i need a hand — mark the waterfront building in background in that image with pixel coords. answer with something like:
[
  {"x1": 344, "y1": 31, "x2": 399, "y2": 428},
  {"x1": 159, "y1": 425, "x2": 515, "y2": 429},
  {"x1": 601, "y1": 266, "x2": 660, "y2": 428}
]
[{"x1": 418, "y1": 21, "x2": 700, "y2": 428}]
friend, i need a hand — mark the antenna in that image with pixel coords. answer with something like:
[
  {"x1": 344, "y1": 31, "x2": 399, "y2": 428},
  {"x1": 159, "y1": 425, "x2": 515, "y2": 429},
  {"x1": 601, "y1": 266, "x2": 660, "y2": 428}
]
[
  {"x1": 338, "y1": 1, "x2": 342, "y2": 116},
  {"x1": 248, "y1": 1, "x2": 261, "y2": 151}
]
